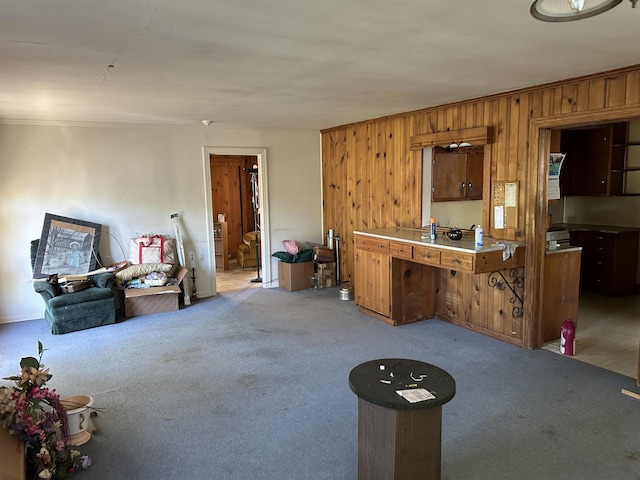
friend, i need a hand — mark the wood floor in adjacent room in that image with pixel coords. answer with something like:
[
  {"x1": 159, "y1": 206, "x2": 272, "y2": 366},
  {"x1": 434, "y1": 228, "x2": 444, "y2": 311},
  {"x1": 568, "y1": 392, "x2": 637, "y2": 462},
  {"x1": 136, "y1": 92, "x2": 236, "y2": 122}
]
[
  {"x1": 216, "y1": 259, "x2": 263, "y2": 293},
  {"x1": 543, "y1": 291, "x2": 640, "y2": 379}
]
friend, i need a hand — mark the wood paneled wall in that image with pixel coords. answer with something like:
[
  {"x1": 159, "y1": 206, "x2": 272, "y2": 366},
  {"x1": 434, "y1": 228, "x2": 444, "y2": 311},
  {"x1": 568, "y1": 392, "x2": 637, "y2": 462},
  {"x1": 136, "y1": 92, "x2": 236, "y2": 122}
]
[{"x1": 322, "y1": 64, "x2": 640, "y2": 348}]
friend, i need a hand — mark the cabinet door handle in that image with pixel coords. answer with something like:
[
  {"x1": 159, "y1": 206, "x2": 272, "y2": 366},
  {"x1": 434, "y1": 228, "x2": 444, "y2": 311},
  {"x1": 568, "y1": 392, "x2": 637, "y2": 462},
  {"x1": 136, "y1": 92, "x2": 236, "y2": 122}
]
[
  {"x1": 467, "y1": 182, "x2": 472, "y2": 191},
  {"x1": 460, "y1": 182, "x2": 465, "y2": 192}
]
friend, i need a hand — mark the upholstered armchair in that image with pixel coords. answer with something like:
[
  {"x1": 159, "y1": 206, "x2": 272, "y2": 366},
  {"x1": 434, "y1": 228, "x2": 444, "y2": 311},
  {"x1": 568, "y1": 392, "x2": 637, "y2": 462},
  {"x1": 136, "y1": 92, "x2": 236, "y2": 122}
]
[
  {"x1": 31, "y1": 240, "x2": 118, "y2": 335},
  {"x1": 237, "y1": 231, "x2": 261, "y2": 268}
]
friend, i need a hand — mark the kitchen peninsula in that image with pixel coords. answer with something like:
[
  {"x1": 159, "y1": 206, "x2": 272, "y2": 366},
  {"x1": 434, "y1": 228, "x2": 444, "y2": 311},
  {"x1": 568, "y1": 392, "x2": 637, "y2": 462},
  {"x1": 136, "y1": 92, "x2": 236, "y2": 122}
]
[{"x1": 354, "y1": 227, "x2": 527, "y2": 343}]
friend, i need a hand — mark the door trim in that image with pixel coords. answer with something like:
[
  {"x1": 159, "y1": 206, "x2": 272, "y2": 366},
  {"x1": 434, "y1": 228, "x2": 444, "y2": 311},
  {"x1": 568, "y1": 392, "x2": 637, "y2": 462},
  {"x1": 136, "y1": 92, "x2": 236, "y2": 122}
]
[{"x1": 202, "y1": 146, "x2": 270, "y2": 294}]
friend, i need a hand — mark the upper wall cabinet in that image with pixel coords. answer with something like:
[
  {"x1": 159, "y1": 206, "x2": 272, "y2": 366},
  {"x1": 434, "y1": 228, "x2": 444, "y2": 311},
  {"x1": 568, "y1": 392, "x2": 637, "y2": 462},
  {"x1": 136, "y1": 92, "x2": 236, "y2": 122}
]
[
  {"x1": 560, "y1": 122, "x2": 640, "y2": 196},
  {"x1": 432, "y1": 147, "x2": 484, "y2": 201},
  {"x1": 623, "y1": 121, "x2": 640, "y2": 195}
]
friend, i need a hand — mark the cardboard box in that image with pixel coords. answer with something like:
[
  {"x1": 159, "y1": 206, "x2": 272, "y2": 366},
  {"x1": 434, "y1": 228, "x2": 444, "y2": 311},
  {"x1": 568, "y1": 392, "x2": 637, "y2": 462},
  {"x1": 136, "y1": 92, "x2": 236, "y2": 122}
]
[
  {"x1": 124, "y1": 266, "x2": 187, "y2": 317},
  {"x1": 278, "y1": 261, "x2": 314, "y2": 291},
  {"x1": 317, "y1": 262, "x2": 336, "y2": 286},
  {"x1": 0, "y1": 427, "x2": 25, "y2": 480}
]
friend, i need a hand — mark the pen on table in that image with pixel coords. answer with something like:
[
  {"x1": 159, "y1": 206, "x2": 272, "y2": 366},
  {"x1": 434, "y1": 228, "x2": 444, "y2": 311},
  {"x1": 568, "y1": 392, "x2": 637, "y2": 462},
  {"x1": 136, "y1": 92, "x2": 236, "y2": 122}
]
[{"x1": 379, "y1": 379, "x2": 391, "y2": 384}]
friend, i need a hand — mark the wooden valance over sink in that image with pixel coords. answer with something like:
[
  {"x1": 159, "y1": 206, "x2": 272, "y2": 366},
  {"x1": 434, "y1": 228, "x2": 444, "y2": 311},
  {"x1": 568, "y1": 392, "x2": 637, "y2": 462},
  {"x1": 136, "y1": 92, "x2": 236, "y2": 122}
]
[{"x1": 410, "y1": 126, "x2": 495, "y2": 150}]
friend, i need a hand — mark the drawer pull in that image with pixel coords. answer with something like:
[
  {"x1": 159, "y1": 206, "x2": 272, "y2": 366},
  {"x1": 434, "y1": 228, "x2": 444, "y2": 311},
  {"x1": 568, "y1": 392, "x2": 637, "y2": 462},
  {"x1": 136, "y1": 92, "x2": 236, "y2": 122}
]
[{"x1": 452, "y1": 258, "x2": 461, "y2": 264}]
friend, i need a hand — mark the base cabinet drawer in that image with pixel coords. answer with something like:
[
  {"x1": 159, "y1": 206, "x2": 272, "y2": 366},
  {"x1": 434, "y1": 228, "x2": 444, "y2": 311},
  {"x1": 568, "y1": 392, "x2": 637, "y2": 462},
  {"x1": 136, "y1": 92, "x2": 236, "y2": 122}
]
[
  {"x1": 413, "y1": 246, "x2": 441, "y2": 266},
  {"x1": 389, "y1": 241, "x2": 413, "y2": 259},
  {"x1": 354, "y1": 235, "x2": 390, "y2": 254},
  {"x1": 440, "y1": 251, "x2": 474, "y2": 272}
]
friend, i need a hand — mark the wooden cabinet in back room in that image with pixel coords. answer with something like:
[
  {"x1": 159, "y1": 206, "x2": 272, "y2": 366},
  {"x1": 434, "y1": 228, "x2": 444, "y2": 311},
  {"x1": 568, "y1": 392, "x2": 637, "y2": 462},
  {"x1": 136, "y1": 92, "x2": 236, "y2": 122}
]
[
  {"x1": 560, "y1": 123, "x2": 626, "y2": 196},
  {"x1": 569, "y1": 228, "x2": 639, "y2": 297},
  {"x1": 432, "y1": 147, "x2": 484, "y2": 201}
]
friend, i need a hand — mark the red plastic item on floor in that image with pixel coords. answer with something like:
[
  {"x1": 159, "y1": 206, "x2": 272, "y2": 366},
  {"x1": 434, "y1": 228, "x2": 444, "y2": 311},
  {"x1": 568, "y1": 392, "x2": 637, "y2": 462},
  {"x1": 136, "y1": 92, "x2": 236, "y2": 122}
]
[{"x1": 560, "y1": 318, "x2": 576, "y2": 356}]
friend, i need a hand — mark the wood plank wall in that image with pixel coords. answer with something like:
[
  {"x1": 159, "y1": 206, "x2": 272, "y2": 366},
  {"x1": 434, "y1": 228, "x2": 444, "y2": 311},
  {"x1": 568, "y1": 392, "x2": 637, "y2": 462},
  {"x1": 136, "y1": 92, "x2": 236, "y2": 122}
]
[{"x1": 321, "y1": 64, "x2": 640, "y2": 348}]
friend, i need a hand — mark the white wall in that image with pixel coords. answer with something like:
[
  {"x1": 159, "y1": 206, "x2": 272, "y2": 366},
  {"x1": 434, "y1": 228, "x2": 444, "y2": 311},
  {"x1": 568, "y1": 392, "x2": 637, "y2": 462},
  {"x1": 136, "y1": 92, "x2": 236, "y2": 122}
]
[{"x1": 0, "y1": 123, "x2": 322, "y2": 323}]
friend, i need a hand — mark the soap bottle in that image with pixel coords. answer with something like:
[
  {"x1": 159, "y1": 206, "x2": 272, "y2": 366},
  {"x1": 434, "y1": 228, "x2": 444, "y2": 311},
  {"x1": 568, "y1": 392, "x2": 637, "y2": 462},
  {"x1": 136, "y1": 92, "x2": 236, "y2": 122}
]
[
  {"x1": 475, "y1": 225, "x2": 484, "y2": 249},
  {"x1": 430, "y1": 217, "x2": 436, "y2": 240}
]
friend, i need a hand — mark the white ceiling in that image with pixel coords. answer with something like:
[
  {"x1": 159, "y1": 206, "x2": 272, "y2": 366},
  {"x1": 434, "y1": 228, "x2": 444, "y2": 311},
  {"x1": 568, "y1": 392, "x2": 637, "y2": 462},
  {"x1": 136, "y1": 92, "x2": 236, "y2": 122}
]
[{"x1": 1, "y1": 0, "x2": 638, "y2": 130}]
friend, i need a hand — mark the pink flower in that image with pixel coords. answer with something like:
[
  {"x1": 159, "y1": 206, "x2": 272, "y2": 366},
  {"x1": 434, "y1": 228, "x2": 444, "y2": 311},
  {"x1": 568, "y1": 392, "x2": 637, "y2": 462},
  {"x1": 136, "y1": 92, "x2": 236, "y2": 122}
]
[{"x1": 30, "y1": 386, "x2": 48, "y2": 400}]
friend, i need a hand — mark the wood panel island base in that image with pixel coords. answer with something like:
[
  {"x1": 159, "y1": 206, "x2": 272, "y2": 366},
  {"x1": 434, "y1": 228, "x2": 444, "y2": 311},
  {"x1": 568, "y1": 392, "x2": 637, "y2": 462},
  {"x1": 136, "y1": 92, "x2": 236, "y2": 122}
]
[{"x1": 354, "y1": 228, "x2": 526, "y2": 345}]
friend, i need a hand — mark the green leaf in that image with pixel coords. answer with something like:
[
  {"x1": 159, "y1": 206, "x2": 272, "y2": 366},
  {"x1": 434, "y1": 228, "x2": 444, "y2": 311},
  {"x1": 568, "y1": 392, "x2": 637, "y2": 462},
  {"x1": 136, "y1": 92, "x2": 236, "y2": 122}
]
[
  {"x1": 20, "y1": 356, "x2": 39, "y2": 370},
  {"x1": 37, "y1": 340, "x2": 48, "y2": 357}
]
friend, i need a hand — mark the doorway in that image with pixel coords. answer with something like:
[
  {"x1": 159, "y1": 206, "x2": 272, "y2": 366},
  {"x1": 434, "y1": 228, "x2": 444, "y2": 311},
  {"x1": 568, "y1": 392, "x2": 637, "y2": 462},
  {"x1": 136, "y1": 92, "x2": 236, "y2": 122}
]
[
  {"x1": 534, "y1": 120, "x2": 640, "y2": 383},
  {"x1": 202, "y1": 147, "x2": 271, "y2": 295},
  {"x1": 209, "y1": 154, "x2": 257, "y2": 263}
]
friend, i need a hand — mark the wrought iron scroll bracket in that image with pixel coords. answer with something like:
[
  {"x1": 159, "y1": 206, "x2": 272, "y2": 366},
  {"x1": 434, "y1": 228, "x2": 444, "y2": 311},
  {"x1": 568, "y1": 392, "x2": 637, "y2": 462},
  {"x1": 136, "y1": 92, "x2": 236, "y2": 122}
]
[{"x1": 487, "y1": 267, "x2": 525, "y2": 318}]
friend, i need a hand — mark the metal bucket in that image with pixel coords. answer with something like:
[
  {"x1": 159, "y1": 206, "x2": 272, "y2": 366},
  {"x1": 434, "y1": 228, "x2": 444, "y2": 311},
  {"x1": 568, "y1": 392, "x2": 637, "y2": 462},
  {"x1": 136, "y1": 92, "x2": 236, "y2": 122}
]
[{"x1": 339, "y1": 286, "x2": 353, "y2": 301}]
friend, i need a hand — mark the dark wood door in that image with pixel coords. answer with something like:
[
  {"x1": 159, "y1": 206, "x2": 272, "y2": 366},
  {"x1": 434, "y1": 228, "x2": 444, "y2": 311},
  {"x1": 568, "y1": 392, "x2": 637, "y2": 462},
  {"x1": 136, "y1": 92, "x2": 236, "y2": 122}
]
[
  {"x1": 466, "y1": 153, "x2": 484, "y2": 200},
  {"x1": 432, "y1": 152, "x2": 466, "y2": 201},
  {"x1": 560, "y1": 124, "x2": 626, "y2": 196}
]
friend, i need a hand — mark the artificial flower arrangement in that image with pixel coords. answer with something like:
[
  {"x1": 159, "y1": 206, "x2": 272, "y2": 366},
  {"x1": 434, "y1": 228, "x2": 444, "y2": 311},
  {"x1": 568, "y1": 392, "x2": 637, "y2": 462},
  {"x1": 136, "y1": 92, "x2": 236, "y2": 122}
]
[{"x1": 0, "y1": 341, "x2": 91, "y2": 479}]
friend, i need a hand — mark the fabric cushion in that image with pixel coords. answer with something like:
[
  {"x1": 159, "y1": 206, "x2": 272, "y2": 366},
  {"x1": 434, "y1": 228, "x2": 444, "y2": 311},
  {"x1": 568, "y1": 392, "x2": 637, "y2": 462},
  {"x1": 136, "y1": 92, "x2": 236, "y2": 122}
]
[
  {"x1": 48, "y1": 286, "x2": 114, "y2": 307},
  {"x1": 283, "y1": 240, "x2": 301, "y2": 255},
  {"x1": 116, "y1": 263, "x2": 175, "y2": 283}
]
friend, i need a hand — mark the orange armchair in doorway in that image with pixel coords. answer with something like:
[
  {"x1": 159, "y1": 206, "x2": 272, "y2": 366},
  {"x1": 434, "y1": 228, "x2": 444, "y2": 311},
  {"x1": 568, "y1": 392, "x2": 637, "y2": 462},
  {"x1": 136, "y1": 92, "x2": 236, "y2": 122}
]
[{"x1": 237, "y1": 231, "x2": 261, "y2": 268}]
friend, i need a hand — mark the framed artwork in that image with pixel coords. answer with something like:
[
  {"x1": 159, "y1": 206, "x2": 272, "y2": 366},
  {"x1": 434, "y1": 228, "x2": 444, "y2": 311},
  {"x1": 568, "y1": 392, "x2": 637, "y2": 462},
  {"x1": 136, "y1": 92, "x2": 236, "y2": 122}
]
[{"x1": 32, "y1": 213, "x2": 102, "y2": 279}]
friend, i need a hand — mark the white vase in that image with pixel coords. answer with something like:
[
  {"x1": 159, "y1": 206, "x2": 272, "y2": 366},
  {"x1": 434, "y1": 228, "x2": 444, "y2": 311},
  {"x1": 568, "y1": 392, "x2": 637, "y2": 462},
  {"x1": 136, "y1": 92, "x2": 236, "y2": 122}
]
[{"x1": 61, "y1": 395, "x2": 94, "y2": 445}]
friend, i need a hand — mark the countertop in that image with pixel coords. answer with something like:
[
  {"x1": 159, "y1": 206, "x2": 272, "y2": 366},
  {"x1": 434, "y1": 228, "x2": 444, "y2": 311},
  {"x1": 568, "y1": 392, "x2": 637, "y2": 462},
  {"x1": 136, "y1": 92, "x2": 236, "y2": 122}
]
[
  {"x1": 546, "y1": 245, "x2": 582, "y2": 255},
  {"x1": 551, "y1": 223, "x2": 640, "y2": 234},
  {"x1": 354, "y1": 227, "x2": 524, "y2": 254}
]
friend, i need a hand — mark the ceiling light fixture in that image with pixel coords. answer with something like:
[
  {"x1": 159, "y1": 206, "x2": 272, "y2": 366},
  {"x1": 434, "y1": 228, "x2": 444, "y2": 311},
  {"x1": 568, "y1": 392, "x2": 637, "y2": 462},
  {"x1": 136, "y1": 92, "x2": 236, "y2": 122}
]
[
  {"x1": 448, "y1": 141, "x2": 472, "y2": 149},
  {"x1": 202, "y1": 120, "x2": 213, "y2": 127},
  {"x1": 530, "y1": 0, "x2": 636, "y2": 22}
]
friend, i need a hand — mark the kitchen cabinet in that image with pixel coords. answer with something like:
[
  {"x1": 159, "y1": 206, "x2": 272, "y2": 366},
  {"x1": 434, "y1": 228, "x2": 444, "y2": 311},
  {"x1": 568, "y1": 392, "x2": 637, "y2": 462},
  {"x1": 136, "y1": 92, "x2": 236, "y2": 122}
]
[
  {"x1": 353, "y1": 228, "x2": 527, "y2": 337},
  {"x1": 569, "y1": 228, "x2": 639, "y2": 296},
  {"x1": 620, "y1": 120, "x2": 640, "y2": 194},
  {"x1": 354, "y1": 234, "x2": 443, "y2": 326},
  {"x1": 354, "y1": 235, "x2": 391, "y2": 318},
  {"x1": 560, "y1": 123, "x2": 626, "y2": 196},
  {"x1": 432, "y1": 148, "x2": 483, "y2": 201}
]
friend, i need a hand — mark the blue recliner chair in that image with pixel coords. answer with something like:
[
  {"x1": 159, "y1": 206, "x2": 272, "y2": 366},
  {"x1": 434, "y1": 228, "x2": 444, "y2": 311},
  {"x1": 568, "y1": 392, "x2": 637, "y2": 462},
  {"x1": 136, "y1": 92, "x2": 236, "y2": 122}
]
[{"x1": 31, "y1": 239, "x2": 117, "y2": 334}]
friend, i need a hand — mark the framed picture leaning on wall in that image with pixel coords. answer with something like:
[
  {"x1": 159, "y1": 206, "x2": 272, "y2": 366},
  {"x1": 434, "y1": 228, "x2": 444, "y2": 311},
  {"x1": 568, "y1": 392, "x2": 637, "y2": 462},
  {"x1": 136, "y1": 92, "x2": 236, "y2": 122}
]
[{"x1": 32, "y1": 213, "x2": 102, "y2": 279}]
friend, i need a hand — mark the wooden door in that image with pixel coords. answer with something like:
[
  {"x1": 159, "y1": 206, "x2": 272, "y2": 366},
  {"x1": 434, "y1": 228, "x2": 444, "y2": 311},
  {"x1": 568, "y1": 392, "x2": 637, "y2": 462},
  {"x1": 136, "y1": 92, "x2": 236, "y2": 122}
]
[
  {"x1": 465, "y1": 153, "x2": 484, "y2": 199},
  {"x1": 210, "y1": 155, "x2": 255, "y2": 260},
  {"x1": 432, "y1": 152, "x2": 466, "y2": 201}
]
